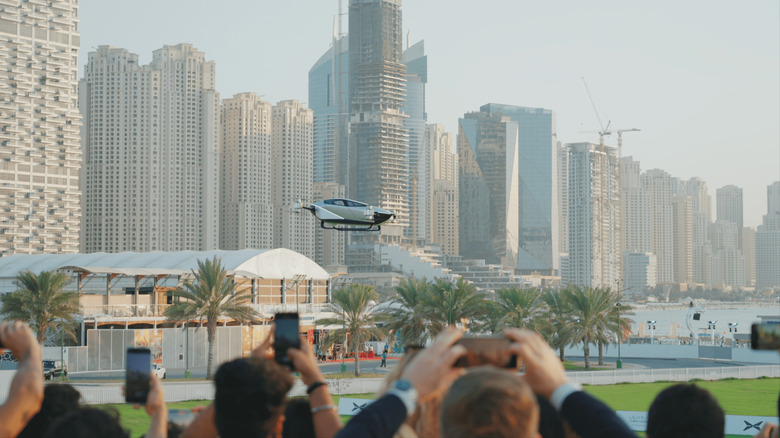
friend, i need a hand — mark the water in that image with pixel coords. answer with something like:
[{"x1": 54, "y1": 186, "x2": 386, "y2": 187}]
[{"x1": 626, "y1": 304, "x2": 780, "y2": 339}]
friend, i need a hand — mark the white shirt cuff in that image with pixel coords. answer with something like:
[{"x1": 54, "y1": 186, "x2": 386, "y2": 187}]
[{"x1": 550, "y1": 382, "x2": 583, "y2": 411}]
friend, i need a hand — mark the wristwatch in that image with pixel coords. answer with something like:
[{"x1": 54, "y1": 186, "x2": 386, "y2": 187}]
[{"x1": 386, "y1": 379, "x2": 418, "y2": 416}]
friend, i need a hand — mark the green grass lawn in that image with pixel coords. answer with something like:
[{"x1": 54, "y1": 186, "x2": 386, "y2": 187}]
[{"x1": 104, "y1": 378, "x2": 779, "y2": 438}]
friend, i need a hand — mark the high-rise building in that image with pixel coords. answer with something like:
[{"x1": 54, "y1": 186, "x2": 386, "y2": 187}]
[
  {"x1": 756, "y1": 181, "x2": 780, "y2": 289},
  {"x1": 80, "y1": 44, "x2": 220, "y2": 252},
  {"x1": 620, "y1": 157, "x2": 651, "y2": 254},
  {"x1": 348, "y1": 0, "x2": 408, "y2": 236},
  {"x1": 428, "y1": 124, "x2": 458, "y2": 256},
  {"x1": 741, "y1": 226, "x2": 756, "y2": 286},
  {"x1": 716, "y1": 185, "x2": 743, "y2": 229},
  {"x1": 623, "y1": 252, "x2": 657, "y2": 295},
  {"x1": 562, "y1": 143, "x2": 621, "y2": 287},
  {"x1": 708, "y1": 220, "x2": 745, "y2": 289},
  {"x1": 684, "y1": 177, "x2": 712, "y2": 285},
  {"x1": 402, "y1": 40, "x2": 427, "y2": 242},
  {"x1": 309, "y1": 33, "x2": 348, "y2": 186},
  {"x1": 458, "y1": 112, "x2": 519, "y2": 268},
  {"x1": 557, "y1": 143, "x2": 569, "y2": 256},
  {"x1": 271, "y1": 100, "x2": 315, "y2": 259},
  {"x1": 220, "y1": 93, "x2": 273, "y2": 250},
  {"x1": 0, "y1": 1, "x2": 81, "y2": 254},
  {"x1": 671, "y1": 195, "x2": 694, "y2": 284},
  {"x1": 641, "y1": 169, "x2": 674, "y2": 284},
  {"x1": 479, "y1": 104, "x2": 559, "y2": 275}
]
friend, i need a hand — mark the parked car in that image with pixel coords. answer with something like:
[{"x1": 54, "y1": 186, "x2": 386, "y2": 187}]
[
  {"x1": 43, "y1": 360, "x2": 67, "y2": 380},
  {"x1": 152, "y1": 363, "x2": 166, "y2": 379}
]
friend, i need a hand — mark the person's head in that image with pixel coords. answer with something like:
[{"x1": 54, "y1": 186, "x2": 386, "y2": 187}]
[
  {"x1": 45, "y1": 407, "x2": 130, "y2": 438},
  {"x1": 282, "y1": 398, "x2": 315, "y2": 438},
  {"x1": 441, "y1": 367, "x2": 540, "y2": 438},
  {"x1": 18, "y1": 383, "x2": 82, "y2": 438},
  {"x1": 214, "y1": 357, "x2": 293, "y2": 438},
  {"x1": 140, "y1": 422, "x2": 185, "y2": 438},
  {"x1": 647, "y1": 383, "x2": 725, "y2": 438}
]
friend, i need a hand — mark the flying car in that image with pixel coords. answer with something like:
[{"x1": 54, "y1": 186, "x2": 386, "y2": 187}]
[{"x1": 303, "y1": 199, "x2": 395, "y2": 231}]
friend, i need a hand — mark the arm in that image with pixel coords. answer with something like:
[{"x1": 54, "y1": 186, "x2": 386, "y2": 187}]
[
  {"x1": 180, "y1": 404, "x2": 217, "y2": 438},
  {"x1": 143, "y1": 374, "x2": 168, "y2": 438},
  {"x1": 506, "y1": 328, "x2": 637, "y2": 438},
  {"x1": 288, "y1": 338, "x2": 342, "y2": 438},
  {"x1": 334, "y1": 327, "x2": 466, "y2": 438},
  {"x1": 0, "y1": 321, "x2": 44, "y2": 438}
]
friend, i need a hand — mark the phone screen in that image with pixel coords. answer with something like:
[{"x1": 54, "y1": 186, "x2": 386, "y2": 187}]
[
  {"x1": 751, "y1": 323, "x2": 780, "y2": 350},
  {"x1": 454, "y1": 336, "x2": 518, "y2": 368},
  {"x1": 275, "y1": 313, "x2": 300, "y2": 369},
  {"x1": 126, "y1": 348, "x2": 151, "y2": 403}
]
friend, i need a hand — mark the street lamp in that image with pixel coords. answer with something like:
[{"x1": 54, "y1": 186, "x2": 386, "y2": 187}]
[
  {"x1": 615, "y1": 279, "x2": 623, "y2": 369},
  {"x1": 708, "y1": 321, "x2": 717, "y2": 344}
]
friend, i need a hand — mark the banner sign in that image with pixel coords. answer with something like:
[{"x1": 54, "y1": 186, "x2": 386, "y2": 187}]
[
  {"x1": 617, "y1": 411, "x2": 779, "y2": 436},
  {"x1": 337, "y1": 397, "x2": 375, "y2": 416}
]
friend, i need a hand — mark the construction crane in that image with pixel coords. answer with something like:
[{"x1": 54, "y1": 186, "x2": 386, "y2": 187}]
[{"x1": 580, "y1": 77, "x2": 612, "y2": 146}]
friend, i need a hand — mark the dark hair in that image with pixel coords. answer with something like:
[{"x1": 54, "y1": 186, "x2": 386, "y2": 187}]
[
  {"x1": 19, "y1": 383, "x2": 83, "y2": 438},
  {"x1": 214, "y1": 357, "x2": 294, "y2": 438},
  {"x1": 44, "y1": 407, "x2": 130, "y2": 438},
  {"x1": 441, "y1": 367, "x2": 538, "y2": 438},
  {"x1": 139, "y1": 421, "x2": 185, "y2": 438},
  {"x1": 647, "y1": 383, "x2": 725, "y2": 438},
  {"x1": 282, "y1": 398, "x2": 316, "y2": 438}
]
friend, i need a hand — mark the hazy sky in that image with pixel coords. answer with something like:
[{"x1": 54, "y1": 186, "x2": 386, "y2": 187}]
[{"x1": 79, "y1": 0, "x2": 779, "y2": 227}]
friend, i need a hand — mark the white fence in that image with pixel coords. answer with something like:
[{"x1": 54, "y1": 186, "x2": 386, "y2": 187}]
[{"x1": 64, "y1": 365, "x2": 780, "y2": 405}]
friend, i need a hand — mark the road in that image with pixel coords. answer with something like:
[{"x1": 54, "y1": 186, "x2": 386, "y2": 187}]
[{"x1": 67, "y1": 355, "x2": 774, "y2": 382}]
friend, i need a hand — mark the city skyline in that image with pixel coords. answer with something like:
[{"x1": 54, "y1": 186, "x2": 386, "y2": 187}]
[{"x1": 78, "y1": 0, "x2": 780, "y2": 228}]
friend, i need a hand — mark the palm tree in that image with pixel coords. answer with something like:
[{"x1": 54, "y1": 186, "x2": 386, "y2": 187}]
[
  {"x1": 316, "y1": 284, "x2": 386, "y2": 376},
  {"x1": 541, "y1": 288, "x2": 573, "y2": 362},
  {"x1": 164, "y1": 257, "x2": 257, "y2": 379},
  {"x1": 490, "y1": 287, "x2": 548, "y2": 332},
  {"x1": 561, "y1": 285, "x2": 612, "y2": 369},
  {"x1": 385, "y1": 277, "x2": 432, "y2": 346},
  {"x1": 0, "y1": 270, "x2": 79, "y2": 344},
  {"x1": 421, "y1": 278, "x2": 487, "y2": 333}
]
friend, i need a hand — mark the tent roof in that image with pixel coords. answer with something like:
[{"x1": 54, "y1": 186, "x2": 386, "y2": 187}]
[{"x1": 0, "y1": 249, "x2": 330, "y2": 280}]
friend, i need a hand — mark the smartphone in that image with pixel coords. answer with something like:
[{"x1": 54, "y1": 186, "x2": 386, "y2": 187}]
[
  {"x1": 454, "y1": 336, "x2": 518, "y2": 368},
  {"x1": 751, "y1": 323, "x2": 780, "y2": 350},
  {"x1": 169, "y1": 409, "x2": 196, "y2": 427},
  {"x1": 125, "y1": 348, "x2": 151, "y2": 403},
  {"x1": 275, "y1": 313, "x2": 300, "y2": 369}
]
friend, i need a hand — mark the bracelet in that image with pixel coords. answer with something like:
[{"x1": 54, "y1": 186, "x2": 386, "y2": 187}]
[
  {"x1": 306, "y1": 381, "x2": 327, "y2": 395},
  {"x1": 310, "y1": 404, "x2": 337, "y2": 414}
]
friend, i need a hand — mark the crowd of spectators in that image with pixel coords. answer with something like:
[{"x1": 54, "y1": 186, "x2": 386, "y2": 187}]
[{"x1": 0, "y1": 320, "x2": 777, "y2": 438}]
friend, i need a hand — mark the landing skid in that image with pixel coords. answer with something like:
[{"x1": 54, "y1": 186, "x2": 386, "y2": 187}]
[{"x1": 320, "y1": 222, "x2": 381, "y2": 232}]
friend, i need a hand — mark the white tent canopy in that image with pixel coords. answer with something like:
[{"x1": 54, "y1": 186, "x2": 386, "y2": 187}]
[{"x1": 0, "y1": 248, "x2": 330, "y2": 281}]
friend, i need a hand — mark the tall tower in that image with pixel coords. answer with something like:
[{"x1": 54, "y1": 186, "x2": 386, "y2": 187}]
[
  {"x1": 348, "y1": 0, "x2": 408, "y2": 236},
  {"x1": 272, "y1": 100, "x2": 315, "y2": 259},
  {"x1": 562, "y1": 143, "x2": 621, "y2": 288},
  {"x1": 402, "y1": 40, "x2": 427, "y2": 242},
  {"x1": 756, "y1": 181, "x2": 780, "y2": 289},
  {"x1": 641, "y1": 169, "x2": 674, "y2": 284},
  {"x1": 220, "y1": 93, "x2": 274, "y2": 250},
  {"x1": 716, "y1": 185, "x2": 743, "y2": 229},
  {"x1": 458, "y1": 112, "x2": 519, "y2": 268},
  {"x1": 0, "y1": 0, "x2": 81, "y2": 254},
  {"x1": 428, "y1": 124, "x2": 458, "y2": 256},
  {"x1": 479, "y1": 104, "x2": 559, "y2": 275},
  {"x1": 80, "y1": 44, "x2": 220, "y2": 252}
]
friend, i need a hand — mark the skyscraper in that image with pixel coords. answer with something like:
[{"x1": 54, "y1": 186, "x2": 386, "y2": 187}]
[
  {"x1": 458, "y1": 112, "x2": 519, "y2": 268},
  {"x1": 272, "y1": 100, "x2": 315, "y2": 259},
  {"x1": 620, "y1": 157, "x2": 651, "y2": 254},
  {"x1": 80, "y1": 44, "x2": 220, "y2": 252},
  {"x1": 0, "y1": 1, "x2": 81, "y2": 254},
  {"x1": 479, "y1": 104, "x2": 559, "y2": 275},
  {"x1": 562, "y1": 143, "x2": 621, "y2": 288},
  {"x1": 756, "y1": 181, "x2": 780, "y2": 288},
  {"x1": 716, "y1": 185, "x2": 743, "y2": 229},
  {"x1": 641, "y1": 169, "x2": 674, "y2": 284},
  {"x1": 220, "y1": 93, "x2": 273, "y2": 250},
  {"x1": 428, "y1": 123, "x2": 458, "y2": 256},
  {"x1": 309, "y1": 33, "x2": 348, "y2": 186},
  {"x1": 348, "y1": 0, "x2": 408, "y2": 235},
  {"x1": 402, "y1": 40, "x2": 428, "y2": 241},
  {"x1": 671, "y1": 195, "x2": 694, "y2": 284}
]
